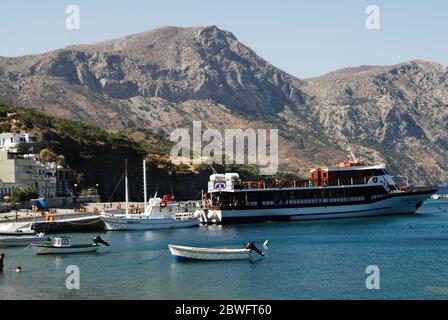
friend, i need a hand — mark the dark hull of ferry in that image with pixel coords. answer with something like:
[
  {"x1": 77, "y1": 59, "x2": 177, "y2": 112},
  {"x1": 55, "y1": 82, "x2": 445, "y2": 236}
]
[{"x1": 213, "y1": 188, "x2": 437, "y2": 224}]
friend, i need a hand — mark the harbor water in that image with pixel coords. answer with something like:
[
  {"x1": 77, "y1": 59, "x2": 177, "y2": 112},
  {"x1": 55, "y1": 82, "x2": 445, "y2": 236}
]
[{"x1": 1, "y1": 190, "x2": 448, "y2": 299}]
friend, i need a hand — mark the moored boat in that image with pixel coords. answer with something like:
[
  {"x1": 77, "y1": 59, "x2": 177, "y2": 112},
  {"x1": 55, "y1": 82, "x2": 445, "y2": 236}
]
[
  {"x1": 0, "y1": 232, "x2": 50, "y2": 247},
  {"x1": 196, "y1": 152, "x2": 438, "y2": 224},
  {"x1": 31, "y1": 215, "x2": 104, "y2": 234},
  {"x1": 101, "y1": 159, "x2": 200, "y2": 231},
  {"x1": 0, "y1": 222, "x2": 35, "y2": 236},
  {"x1": 30, "y1": 235, "x2": 110, "y2": 255},
  {"x1": 102, "y1": 195, "x2": 200, "y2": 231},
  {"x1": 168, "y1": 240, "x2": 268, "y2": 262}
]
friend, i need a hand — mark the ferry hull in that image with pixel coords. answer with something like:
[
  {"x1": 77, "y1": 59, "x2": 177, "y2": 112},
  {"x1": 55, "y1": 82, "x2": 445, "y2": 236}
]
[
  {"x1": 207, "y1": 193, "x2": 431, "y2": 224},
  {"x1": 102, "y1": 217, "x2": 200, "y2": 231}
]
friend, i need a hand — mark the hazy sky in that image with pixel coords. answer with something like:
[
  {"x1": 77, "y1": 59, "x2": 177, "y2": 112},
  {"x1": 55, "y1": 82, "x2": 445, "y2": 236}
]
[{"x1": 1, "y1": 0, "x2": 447, "y2": 78}]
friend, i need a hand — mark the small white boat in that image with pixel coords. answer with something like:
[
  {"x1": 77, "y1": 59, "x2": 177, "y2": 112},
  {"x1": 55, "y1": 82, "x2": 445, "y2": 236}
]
[
  {"x1": 168, "y1": 240, "x2": 268, "y2": 262},
  {"x1": 0, "y1": 233, "x2": 50, "y2": 247},
  {"x1": 31, "y1": 236, "x2": 110, "y2": 255},
  {"x1": 0, "y1": 222, "x2": 35, "y2": 236}
]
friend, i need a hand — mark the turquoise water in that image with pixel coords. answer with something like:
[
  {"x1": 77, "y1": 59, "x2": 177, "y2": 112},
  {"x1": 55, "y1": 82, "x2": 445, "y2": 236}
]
[{"x1": 1, "y1": 194, "x2": 448, "y2": 299}]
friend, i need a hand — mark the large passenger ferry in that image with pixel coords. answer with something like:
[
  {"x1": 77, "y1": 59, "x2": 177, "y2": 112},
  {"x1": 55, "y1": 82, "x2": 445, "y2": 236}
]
[{"x1": 196, "y1": 157, "x2": 438, "y2": 224}]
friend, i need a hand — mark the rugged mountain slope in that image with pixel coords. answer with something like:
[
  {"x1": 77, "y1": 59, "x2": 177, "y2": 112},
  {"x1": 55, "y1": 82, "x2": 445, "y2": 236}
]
[
  {"x1": 0, "y1": 26, "x2": 447, "y2": 184},
  {"x1": 0, "y1": 26, "x2": 304, "y2": 124},
  {"x1": 298, "y1": 60, "x2": 448, "y2": 183},
  {"x1": 0, "y1": 26, "x2": 343, "y2": 177}
]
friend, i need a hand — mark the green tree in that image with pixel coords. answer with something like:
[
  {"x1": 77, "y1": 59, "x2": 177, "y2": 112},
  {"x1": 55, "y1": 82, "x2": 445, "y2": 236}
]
[{"x1": 10, "y1": 187, "x2": 39, "y2": 203}]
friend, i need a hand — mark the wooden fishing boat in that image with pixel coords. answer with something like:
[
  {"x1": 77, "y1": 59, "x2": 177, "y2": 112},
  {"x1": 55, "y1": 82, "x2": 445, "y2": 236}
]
[
  {"x1": 31, "y1": 236, "x2": 110, "y2": 255},
  {"x1": 168, "y1": 240, "x2": 268, "y2": 262}
]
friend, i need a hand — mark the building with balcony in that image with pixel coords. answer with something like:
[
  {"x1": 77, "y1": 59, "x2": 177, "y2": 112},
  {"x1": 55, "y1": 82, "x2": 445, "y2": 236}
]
[
  {"x1": 0, "y1": 150, "x2": 57, "y2": 198},
  {"x1": 0, "y1": 131, "x2": 74, "y2": 200}
]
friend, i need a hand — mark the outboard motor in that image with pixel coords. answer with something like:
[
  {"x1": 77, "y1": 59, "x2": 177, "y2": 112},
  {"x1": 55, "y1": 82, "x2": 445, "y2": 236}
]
[
  {"x1": 93, "y1": 236, "x2": 110, "y2": 246},
  {"x1": 245, "y1": 240, "x2": 264, "y2": 256}
]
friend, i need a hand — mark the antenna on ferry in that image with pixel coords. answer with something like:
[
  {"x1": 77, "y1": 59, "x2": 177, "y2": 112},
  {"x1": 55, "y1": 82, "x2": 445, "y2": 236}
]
[{"x1": 210, "y1": 165, "x2": 218, "y2": 175}]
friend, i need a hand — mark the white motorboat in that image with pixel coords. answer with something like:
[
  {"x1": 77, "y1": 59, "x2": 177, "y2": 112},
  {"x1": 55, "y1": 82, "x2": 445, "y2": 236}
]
[
  {"x1": 101, "y1": 159, "x2": 199, "y2": 231},
  {"x1": 168, "y1": 240, "x2": 268, "y2": 262},
  {"x1": 0, "y1": 222, "x2": 35, "y2": 236},
  {"x1": 0, "y1": 232, "x2": 50, "y2": 247},
  {"x1": 30, "y1": 236, "x2": 110, "y2": 255}
]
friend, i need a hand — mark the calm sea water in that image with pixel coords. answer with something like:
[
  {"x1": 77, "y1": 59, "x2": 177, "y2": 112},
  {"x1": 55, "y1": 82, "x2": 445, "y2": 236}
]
[{"x1": 1, "y1": 188, "x2": 448, "y2": 300}]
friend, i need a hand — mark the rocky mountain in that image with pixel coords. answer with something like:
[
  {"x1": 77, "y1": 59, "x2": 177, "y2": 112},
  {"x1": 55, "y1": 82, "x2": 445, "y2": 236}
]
[
  {"x1": 298, "y1": 60, "x2": 448, "y2": 183},
  {"x1": 0, "y1": 26, "x2": 447, "y2": 185}
]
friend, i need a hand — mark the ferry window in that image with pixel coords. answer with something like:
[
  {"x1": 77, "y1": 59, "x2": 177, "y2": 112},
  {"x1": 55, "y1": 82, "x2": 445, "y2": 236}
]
[
  {"x1": 247, "y1": 192, "x2": 258, "y2": 202},
  {"x1": 261, "y1": 191, "x2": 274, "y2": 201},
  {"x1": 273, "y1": 192, "x2": 280, "y2": 202}
]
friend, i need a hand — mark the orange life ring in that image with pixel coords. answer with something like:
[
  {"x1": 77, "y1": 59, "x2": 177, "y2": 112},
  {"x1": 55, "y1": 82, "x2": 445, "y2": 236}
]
[{"x1": 160, "y1": 201, "x2": 167, "y2": 208}]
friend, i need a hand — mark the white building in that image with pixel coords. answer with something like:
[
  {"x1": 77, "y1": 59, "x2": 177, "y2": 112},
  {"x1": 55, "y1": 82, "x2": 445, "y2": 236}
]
[
  {"x1": 0, "y1": 131, "x2": 75, "y2": 200},
  {"x1": 0, "y1": 132, "x2": 60, "y2": 199},
  {"x1": 0, "y1": 133, "x2": 33, "y2": 152},
  {"x1": 0, "y1": 150, "x2": 57, "y2": 199}
]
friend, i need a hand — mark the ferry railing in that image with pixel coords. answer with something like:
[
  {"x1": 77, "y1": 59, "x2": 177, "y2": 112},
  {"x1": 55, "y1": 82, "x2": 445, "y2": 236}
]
[{"x1": 400, "y1": 186, "x2": 439, "y2": 194}]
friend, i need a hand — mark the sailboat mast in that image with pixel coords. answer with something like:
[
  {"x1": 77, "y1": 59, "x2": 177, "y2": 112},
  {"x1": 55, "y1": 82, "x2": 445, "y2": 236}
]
[
  {"x1": 143, "y1": 158, "x2": 147, "y2": 212},
  {"x1": 125, "y1": 159, "x2": 129, "y2": 216}
]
